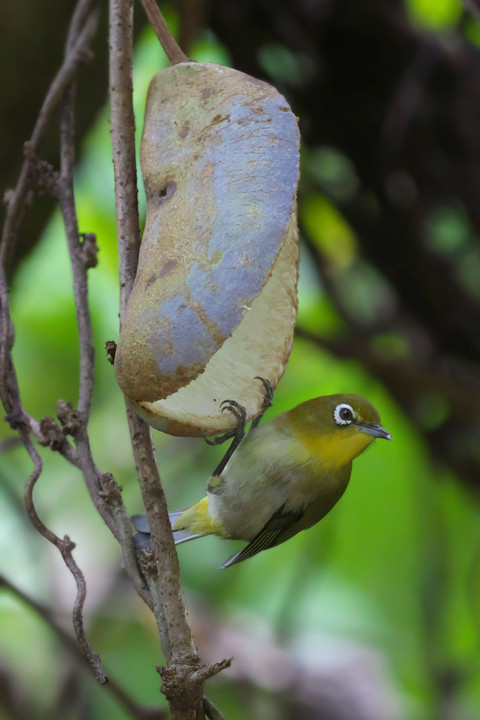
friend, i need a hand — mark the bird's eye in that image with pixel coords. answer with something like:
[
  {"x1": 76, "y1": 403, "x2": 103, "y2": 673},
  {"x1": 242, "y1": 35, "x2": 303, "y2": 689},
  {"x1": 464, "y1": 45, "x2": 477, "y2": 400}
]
[{"x1": 334, "y1": 403, "x2": 355, "y2": 425}]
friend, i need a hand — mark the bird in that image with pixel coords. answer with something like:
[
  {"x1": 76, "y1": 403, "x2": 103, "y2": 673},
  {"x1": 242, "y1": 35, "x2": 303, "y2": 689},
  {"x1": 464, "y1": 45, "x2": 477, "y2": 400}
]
[{"x1": 132, "y1": 389, "x2": 391, "y2": 568}]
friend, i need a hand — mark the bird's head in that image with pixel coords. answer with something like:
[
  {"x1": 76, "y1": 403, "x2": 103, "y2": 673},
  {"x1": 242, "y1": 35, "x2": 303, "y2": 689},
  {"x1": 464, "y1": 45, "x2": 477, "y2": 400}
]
[{"x1": 288, "y1": 393, "x2": 391, "y2": 469}]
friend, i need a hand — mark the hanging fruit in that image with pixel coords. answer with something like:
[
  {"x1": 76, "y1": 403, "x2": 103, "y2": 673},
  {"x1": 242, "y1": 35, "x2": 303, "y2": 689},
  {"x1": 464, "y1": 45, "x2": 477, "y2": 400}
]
[{"x1": 115, "y1": 62, "x2": 300, "y2": 437}]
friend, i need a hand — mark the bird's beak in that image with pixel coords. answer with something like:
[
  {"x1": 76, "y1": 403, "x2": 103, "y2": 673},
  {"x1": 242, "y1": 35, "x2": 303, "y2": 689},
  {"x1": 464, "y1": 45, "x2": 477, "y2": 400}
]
[{"x1": 357, "y1": 423, "x2": 392, "y2": 441}]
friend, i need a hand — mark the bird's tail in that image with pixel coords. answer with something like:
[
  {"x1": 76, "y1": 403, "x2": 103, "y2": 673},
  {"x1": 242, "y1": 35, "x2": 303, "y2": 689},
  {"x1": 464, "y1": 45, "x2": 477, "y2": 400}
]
[{"x1": 131, "y1": 511, "x2": 202, "y2": 550}]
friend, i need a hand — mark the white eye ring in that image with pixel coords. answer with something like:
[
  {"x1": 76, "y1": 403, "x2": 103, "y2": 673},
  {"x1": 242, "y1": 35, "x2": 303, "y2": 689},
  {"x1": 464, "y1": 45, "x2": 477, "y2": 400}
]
[{"x1": 334, "y1": 403, "x2": 355, "y2": 426}]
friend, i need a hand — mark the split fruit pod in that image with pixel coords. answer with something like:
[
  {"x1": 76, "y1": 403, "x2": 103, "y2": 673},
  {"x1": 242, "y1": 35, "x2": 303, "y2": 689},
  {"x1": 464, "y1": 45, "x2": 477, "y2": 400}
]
[{"x1": 115, "y1": 62, "x2": 300, "y2": 437}]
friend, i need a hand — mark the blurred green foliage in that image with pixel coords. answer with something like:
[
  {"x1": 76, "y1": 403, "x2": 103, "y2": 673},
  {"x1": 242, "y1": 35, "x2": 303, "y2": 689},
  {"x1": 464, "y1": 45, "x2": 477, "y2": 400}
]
[
  {"x1": 406, "y1": 0, "x2": 463, "y2": 29},
  {"x1": 1, "y1": 7, "x2": 480, "y2": 720}
]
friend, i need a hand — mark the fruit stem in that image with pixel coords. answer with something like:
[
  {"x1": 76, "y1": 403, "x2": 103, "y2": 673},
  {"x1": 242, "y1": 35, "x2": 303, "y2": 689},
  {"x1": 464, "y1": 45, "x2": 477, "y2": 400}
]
[{"x1": 139, "y1": 0, "x2": 189, "y2": 64}]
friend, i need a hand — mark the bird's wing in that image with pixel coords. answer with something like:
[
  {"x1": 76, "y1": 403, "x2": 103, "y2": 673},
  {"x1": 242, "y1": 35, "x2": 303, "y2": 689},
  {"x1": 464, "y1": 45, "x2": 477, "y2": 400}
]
[{"x1": 221, "y1": 505, "x2": 304, "y2": 568}]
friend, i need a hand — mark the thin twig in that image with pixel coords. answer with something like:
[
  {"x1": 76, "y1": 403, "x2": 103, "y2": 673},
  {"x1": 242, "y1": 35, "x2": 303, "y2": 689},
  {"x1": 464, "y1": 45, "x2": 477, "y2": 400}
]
[
  {"x1": 138, "y1": 549, "x2": 172, "y2": 660},
  {"x1": 0, "y1": 573, "x2": 167, "y2": 720},
  {"x1": 0, "y1": 259, "x2": 39, "y2": 436},
  {"x1": 98, "y1": 472, "x2": 154, "y2": 608},
  {"x1": 138, "y1": 0, "x2": 189, "y2": 64},
  {"x1": 58, "y1": 86, "x2": 96, "y2": 420},
  {"x1": 202, "y1": 697, "x2": 228, "y2": 720},
  {"x1": 0, "y1": 266, "x2": 19, "y2": 418},
  {"x1": 68, "y1": 0, "x2": 98, "y2": 48},
  {"x1": 38, "y1": 8, "x2": 108, "y2": 681},
  {"x1": 109, "y1": 0, "x2": 141, "y2": 318},
  {"x1": 21, "y1": 425, "x2": 107, "y2": 683},
  {"x1": 72, "y1": 450, "x2": 154, "y2": 606},
  {"x1": 0, "y1": 0, "x2": 99, "y2": 270}
]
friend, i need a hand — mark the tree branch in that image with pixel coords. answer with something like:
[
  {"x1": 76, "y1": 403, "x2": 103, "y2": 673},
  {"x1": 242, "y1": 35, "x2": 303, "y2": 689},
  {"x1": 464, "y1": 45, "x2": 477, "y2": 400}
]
[
  {"x1": 138, "y1": 0, "x2": 189, "y2": 64},
  {"x1": 126, "y1": 406, "x2": 198, "y2": 664},
  {"x1": 21, "y1": 423, "x2": 107, "y2": 683},
  {"x1": 0, "y1": 0, "x2": 99, "y2": 270},
  {"x1": 59, "y1": 86, "x2": 96, "y2": 420},
  {"x1": 202, "y1": 697, "x2": 228, "y2": 720},
  {"x1": 109, "y1": 2, "x2": 230, "y2": 717},
  {"x1": 0, "y1": 573, "x2": 167, "y2": 720},
  {"x1": 0, "y1": 0, "x2": 153, "y2": 687},
  {"x1": 109, "y1": 0, "x2": 141, "y2": 317}
]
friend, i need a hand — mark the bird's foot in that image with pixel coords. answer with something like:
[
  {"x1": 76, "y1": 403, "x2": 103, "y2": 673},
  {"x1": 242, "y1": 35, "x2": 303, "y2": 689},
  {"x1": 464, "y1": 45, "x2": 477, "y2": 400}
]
[
  {"x1": 250, "y1": 377, "x2": 274, "y2": 430},
  {"x1": 205, "y1": 399, "x2": 247, "y2": 446},
  {"x1": 208, "y1": 399, "x2": 247, "y2": 477},
  {"x1": 205, "y1": 379, "x2": 273, "y2": 476}
]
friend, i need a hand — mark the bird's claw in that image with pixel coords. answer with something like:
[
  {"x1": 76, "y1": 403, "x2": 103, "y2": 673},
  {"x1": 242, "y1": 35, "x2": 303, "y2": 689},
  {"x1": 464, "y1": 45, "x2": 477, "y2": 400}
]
[
  {"x1": 221, "y1": 399, "x2": 247, "y2": 424},
  {"x1": 206, "y1": 378, "x2": 274, "y2": 446},
  {"x1": 208, "y1": 398, "x2": 248, "y2": 476},
  {"x1": 255, "y1": 376, "x2": 273, "y2": 404},
  {"x1": 206, "y1": 379, "x2": 274, "y2": 477},
  {"x1": 250, "y1": 377, "x2": 274, "y2": 430},
  {"x1": 205, "y1": 400, "x2": 247, "y2": 446}
]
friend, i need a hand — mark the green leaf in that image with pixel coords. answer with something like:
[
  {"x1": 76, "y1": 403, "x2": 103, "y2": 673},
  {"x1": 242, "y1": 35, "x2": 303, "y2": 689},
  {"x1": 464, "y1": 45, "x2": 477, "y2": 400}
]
[{"x1": 406, "y1": 0, "x2": 463, "y2": 30}]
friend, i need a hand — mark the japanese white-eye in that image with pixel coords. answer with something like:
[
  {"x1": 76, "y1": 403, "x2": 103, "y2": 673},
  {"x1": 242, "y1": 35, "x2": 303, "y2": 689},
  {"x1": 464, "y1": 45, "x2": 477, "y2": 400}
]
[{"x1": 133, "y1": 392, "x2": 391, "y2": 568}]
